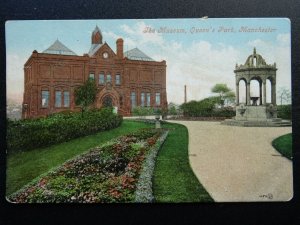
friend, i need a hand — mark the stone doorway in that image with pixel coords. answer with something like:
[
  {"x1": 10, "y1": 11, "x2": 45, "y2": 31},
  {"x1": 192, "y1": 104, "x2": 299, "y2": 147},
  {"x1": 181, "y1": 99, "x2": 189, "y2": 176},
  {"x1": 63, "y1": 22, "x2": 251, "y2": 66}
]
[{"x1": 102, "y1": 95, "x2": 113, "y2": 107}]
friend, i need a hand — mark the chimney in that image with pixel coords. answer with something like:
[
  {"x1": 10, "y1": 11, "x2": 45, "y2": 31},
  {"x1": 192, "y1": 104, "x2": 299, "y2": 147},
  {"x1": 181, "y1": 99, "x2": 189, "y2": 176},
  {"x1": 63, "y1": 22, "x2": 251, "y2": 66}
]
[
  {"x1": 116, "y1": 38, "x2": 124, "y2": 59},
  {"x1": 184, "y1": 85, "x2": 187, "y2": 103}
]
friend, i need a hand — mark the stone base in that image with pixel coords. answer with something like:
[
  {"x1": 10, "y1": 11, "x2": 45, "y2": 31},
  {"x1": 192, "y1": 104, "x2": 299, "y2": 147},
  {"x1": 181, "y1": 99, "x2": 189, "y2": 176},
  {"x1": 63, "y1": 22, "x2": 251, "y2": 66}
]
[
  {"x1": 221, "y1": 118, "x2": 292, "y2": 127},
  {"x1": 222, "y1": 104, "x2": 292, "y2": 126},
  {"x1": 235, "y1": 105, "x2": 277, "y2": 121}
]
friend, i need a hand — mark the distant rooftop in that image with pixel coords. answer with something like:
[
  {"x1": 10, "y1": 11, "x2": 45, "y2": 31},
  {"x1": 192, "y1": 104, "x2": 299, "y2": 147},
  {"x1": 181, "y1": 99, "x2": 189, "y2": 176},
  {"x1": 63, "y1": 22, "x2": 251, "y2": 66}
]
[
  {"x1": 124, "y1": 48, "x2": 155, "y2": 61},
  {"x1": 43, "y1": 40, "x2": 77, "y2": 56}
]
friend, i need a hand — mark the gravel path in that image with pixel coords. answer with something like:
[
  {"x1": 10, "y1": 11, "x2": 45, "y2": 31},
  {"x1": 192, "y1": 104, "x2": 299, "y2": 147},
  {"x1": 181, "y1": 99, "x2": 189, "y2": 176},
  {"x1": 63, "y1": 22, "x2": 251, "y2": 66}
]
[{"x1": 169, "y1": 121, "x2": 293, "y2": 202}]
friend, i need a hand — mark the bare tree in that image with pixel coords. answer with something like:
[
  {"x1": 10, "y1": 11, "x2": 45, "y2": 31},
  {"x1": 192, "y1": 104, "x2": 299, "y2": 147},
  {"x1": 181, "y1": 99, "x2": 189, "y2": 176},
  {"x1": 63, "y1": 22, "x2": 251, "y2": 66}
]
[{"x1": 277, "y1": 87, "x2": 291, "y2": 105}]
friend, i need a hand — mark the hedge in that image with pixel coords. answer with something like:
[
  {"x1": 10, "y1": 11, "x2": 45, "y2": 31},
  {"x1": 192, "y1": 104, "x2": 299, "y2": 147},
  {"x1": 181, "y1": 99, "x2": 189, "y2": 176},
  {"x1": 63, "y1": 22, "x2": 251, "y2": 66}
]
[
  {"x1": 277, "y1": 104, "x2": 292, "y2": 120},
  {"x1": 7, "y1": 108, "x2": 123, "y2": 153}
]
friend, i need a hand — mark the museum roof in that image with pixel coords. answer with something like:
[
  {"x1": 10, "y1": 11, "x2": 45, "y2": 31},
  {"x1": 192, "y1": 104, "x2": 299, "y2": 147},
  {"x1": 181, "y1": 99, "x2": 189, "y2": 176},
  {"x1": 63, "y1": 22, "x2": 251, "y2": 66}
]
[
  {"x1": 124, "y1": 48, "x2": 154, "y2": 61},
  {"x1": 88, "y1": 43, "x2": 103, "y2": 56},
  {"x1": 43, "y1": 40, "x2": 77, "y2": 56}
]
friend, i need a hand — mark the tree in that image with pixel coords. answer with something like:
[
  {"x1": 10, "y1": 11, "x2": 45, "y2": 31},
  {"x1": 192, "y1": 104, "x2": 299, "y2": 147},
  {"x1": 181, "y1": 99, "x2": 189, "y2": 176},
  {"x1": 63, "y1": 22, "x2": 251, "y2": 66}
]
[
  {"x1": 211, "y1": 83, "x2": 235, "y2": 107},
  {"x1": 277, "y1": 87, "x2": 291, "y2": 105},
  {"x1": 74, "y1": 79, "x2": 98, "y2": 116}
]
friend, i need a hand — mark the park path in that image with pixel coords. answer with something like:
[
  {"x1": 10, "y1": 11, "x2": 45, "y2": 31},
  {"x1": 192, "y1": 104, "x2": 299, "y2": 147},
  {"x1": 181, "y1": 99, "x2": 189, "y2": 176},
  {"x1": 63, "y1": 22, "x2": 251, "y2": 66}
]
[{"x1": 169, "y1": 121, "x2": 293, "y2": 202}]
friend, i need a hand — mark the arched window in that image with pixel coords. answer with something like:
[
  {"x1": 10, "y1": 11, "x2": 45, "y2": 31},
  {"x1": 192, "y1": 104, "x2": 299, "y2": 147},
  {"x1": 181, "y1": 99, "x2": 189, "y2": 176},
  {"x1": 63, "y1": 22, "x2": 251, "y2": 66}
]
[
  {"x1": 106, "y1": 73, "x2": 112, "y2": 83},
  {"x1": 115, "y1": 73, "x2": 121, "y2": 85},
  {"x1": 155, "y1": 93, "x2": 161, "y2": 106},
  {"x1": 41, "y1": 90, "x2": 49, "y2": 108},
  {"x1": 146, "y1": 93, "x2": 151, "y2": 107},
  {"x1": 99, "y1": 72, "x2": 105, "y2": 84},
  {"x1": 141, "y1": 92, "x2": 145, "y2": 106},
  {"x1": 131, "y1": 92, "x2": 136, "y2": 109},
  {"x1": 55, "y1": 88, "x2": 70, "y2": 108}
]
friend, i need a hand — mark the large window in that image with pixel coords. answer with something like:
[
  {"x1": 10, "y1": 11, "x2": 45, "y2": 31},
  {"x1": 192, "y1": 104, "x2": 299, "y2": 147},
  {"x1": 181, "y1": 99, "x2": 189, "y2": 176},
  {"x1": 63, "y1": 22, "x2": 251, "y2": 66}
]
[
  {"x1": 131, "y1": 92, "x2": 136, "y2": 109},
  {"x1": 155, "y1": 93, "x2": 161, "y2": 106},
  {"x1": 89, "y1": 73, "x2": 95, "y2": 80},
  {"x1": 146, "y1": 93, "x2": 151, "y2": 107},
  {"x1": 64, "y1": 91, "x2": 70, "y2": 107},
  {"x1": 99, "y1": 73, "x2": 105, "y2": 84},
  {"x1": 141, "y1": 93, "x2": 145, "y2": 106},
  {"x1": 116, "y1": 74, "x2": 121, "y2": 85},
  {"x1": 107, "y1": 74, "x2": 111, "y2": 83},
  {"x1": 55, "y1": 91, "x2": 62, "y2": 107},
  {"x1": 41, "y1": 90, "x2": 49, "y2": 108}
]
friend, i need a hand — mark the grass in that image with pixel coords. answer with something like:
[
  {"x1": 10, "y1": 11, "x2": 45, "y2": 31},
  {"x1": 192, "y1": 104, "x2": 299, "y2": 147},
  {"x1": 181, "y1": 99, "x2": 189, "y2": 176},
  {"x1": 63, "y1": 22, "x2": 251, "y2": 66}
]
[
  {"x1": 272, "y1": 133, "x2": 292, "y2": 160},
  {"x1": 6, "y1": 120, "x2": 152, "y2": 195},
  {"x1": 153, "y1": 122, "x2": 213, "y2": 202}
]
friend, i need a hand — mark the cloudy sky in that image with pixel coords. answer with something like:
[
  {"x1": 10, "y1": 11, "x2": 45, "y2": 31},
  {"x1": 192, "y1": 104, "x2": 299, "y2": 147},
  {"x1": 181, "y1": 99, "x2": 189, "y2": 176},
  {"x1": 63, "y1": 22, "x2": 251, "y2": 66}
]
[{"x1": 6, "y1": 18, "x2": 291, "y2": 104}]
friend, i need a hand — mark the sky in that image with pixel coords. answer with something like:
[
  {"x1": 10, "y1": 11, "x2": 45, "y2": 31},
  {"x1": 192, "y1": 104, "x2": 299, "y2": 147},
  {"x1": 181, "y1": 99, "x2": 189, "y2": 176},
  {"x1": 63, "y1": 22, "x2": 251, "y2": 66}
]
[{"x1": 6, "y1": 18, "x2": 291, "y2": 105}]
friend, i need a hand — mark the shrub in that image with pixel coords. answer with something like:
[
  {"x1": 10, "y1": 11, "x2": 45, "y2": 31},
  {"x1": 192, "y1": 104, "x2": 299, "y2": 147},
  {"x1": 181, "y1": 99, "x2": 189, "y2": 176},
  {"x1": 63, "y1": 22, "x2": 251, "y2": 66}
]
[
  {"x1": 180, "y1": 97, "x2": 220, "y2": 117},
  {"x1": 211, "y1": 107, "x2": 235, "y2": 117},
  {"x1": 132, "y1": 106, "x2": 155, "y2": 118},
  {"x1": 7, "y1": 108, "x2": 123, "y2": 153},
  {"x1": 277, "y1": 104, "x2": 292, "y2": 120}
]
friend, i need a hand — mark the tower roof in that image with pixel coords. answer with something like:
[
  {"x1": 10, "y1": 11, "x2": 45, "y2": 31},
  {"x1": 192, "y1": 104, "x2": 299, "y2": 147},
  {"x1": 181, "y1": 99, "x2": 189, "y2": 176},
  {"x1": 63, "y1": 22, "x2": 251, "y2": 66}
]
[
  {"x1": 244, "y1": 47, "x2": 266, "y2": 67},
  {"x1": 235, "y1": 47, "x2": 276, "y2": 71},
  {"x1": 93, "y1": 25, "x2": 102, "y2": 35},
  {"x1": 43, "y1": 40, "x2": 77, "y2": 56},
  {"x1": 124, "y1": 48, "x2": 154, "y2": 61}
]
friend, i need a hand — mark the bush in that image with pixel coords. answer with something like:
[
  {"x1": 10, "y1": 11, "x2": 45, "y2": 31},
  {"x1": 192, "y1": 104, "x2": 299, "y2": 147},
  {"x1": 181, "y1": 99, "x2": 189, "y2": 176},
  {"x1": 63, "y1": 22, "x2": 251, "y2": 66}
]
[
  {"x1": 132, "y1": 106, "x2": 155, "y2": 118},
  {"x1": 277, "y1": 104, "x2": 292, "y2": 120},
  {"x1": 211, "y1": 107, "x2": 235, "y2": 117},
  {"x1": 180, "y1": 97, "x2": 228, "y2": 117},
  {"x1": 7, "y1": 108, "x2": 123, "y2": 153}
]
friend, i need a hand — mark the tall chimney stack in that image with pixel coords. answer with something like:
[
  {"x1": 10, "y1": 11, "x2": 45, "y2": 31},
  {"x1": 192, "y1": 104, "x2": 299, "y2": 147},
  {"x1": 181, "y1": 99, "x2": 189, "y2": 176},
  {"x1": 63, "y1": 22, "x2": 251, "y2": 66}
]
[
  {"x1": 116, "y1": 38, "x2": 124, "y2": 59},
  {"x1": 184, "y1": 85, "x2": 187, "y2": 103}
]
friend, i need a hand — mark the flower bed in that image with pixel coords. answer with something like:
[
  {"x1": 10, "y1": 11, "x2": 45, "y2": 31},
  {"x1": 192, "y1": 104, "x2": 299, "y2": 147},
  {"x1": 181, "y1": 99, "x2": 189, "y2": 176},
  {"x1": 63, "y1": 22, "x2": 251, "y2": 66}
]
[{"x1": 7, "y1": 128, "x2": 168, "y2": 203}]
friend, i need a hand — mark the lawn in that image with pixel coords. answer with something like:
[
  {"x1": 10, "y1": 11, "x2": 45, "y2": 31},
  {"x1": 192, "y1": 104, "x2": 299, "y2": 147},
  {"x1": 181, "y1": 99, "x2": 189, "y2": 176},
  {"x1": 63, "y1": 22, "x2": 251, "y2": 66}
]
[
  {"x1": 7, "y1": 120, "x2": 213, "y2": 203},
  {"x1": 153, "y1": 122, "x2": 213, "y2": 202},
  {"x1": 272, "y1": 133, "x2": 292, "y2": 160},
  {"x1": 6, "y1": 120, "x2": 152, "y2": 195}
]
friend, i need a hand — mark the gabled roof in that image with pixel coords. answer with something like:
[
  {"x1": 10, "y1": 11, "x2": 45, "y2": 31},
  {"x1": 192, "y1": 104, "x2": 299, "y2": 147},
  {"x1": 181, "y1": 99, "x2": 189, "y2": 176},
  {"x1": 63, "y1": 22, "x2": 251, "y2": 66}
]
[
  {"x1": 43, "y1": 40, "x2": 77, "y2": 56},
  {"x1": 88, "y1": 43, "x2": 104, "y2": 56},
  {"x1": 124, "y1": 48, "x2": 154, "y2": 61}
]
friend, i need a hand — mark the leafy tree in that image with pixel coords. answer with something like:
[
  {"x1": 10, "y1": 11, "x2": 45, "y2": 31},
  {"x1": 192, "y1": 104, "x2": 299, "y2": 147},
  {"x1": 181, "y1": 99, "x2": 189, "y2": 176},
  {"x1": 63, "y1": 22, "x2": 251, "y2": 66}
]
[
  {"x1": 211, "y1": 83, "x2": 235, "y2": 107},
  {"x1": 74, "y1": 79, "x2": 98, "y2": 116}
]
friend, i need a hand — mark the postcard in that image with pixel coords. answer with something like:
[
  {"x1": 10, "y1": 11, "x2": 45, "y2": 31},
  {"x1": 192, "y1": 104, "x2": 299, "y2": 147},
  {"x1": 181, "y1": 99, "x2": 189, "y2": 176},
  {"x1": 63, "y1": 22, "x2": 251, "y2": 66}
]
[{"x1": 5, "y1": 18, "x2": 292, "y2": 203}]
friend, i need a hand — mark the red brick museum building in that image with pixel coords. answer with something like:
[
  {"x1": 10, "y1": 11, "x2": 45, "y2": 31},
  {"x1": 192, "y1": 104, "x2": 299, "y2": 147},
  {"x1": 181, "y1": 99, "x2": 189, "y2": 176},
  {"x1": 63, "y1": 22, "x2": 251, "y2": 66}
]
[{"x1": 22, "y1": 26, "x2": 167, "y2": 118}]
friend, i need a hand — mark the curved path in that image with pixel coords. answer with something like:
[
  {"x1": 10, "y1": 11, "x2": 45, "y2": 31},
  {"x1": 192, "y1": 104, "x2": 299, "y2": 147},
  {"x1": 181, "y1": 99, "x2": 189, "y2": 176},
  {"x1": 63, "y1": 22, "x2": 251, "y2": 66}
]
[{"x1": 169, "y1": 121, "x2": 293, "y2": 202}]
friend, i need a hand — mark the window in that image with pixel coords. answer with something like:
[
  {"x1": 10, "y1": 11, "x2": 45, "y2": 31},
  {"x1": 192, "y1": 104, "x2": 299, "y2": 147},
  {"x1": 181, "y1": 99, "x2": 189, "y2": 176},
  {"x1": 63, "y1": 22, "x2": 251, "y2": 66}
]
[
  {"x1": 89, "y1": 73, "x2": 95, "y2": 80},
  {"x1": 146, "y1": 93, "x2": 151, "y2": 107},
  {"x1": 41, "y1": 90, "x2": 49, "y2": 108},
  {"x1": 99, "y1": 73, "x2": 105, "y2": 84},
  {"x1": 116, "y1": 74, "x2": 121, "y2": 85},
  {"x1": 155, "y1": 93, "x2": 161, "y2": 106},
  {"x1": 64, "y1": 91, "x2": 70, "y2": 107},
  {"x1": 141, "y1": 93, "x2": 145, "y2": 106},
  {"x1": 131, "y1": 92, "x2": 136, "y2": 109},
  {"x1": 55, "y1": 91, "x2": 62, "y2": 107},
  {"x1": 107, "y1": 74, "x2": 111, "y2": 83}
]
